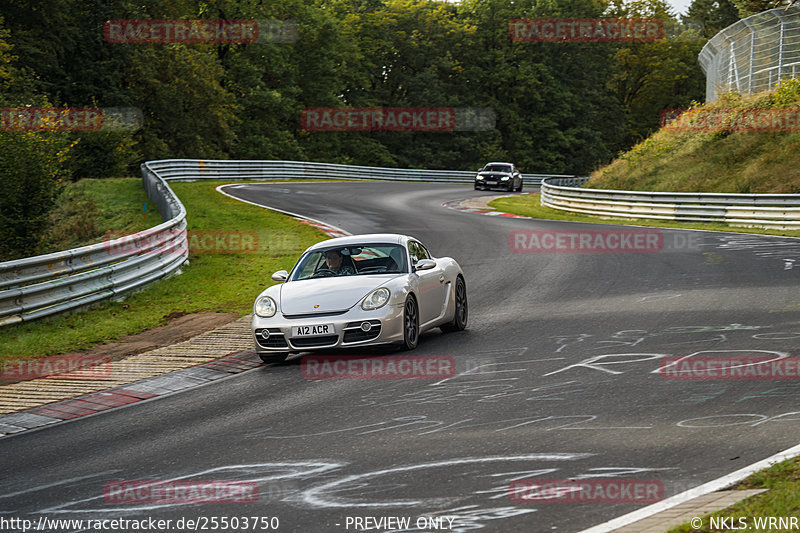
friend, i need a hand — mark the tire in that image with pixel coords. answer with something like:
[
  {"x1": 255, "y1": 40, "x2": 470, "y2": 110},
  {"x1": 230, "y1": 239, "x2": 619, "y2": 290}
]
[
  {"x1": 441, "y1": 276, "x2": 468, "y2": 332},
  {"x1": 516, "y1": 181, "x2": 523, "y2": 192},
  {"x1": 401, "y1": 295, "x2": 419, "y2": 351},
  {"x1": 259, "y1": 353, "x2": 288, "y2": 364}
]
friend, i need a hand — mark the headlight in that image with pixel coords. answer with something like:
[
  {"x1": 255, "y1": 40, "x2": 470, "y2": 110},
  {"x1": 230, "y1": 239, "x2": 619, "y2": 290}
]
[
  {"x1": 255, "y1": 296, "x2": 277, "y2": 317},
  {"x1": 501, "y1": 176, "x2": 510, "y2": 181},
  {"x1": 476, "y1": 176, "x2": 484, "y2": 181},
  {"x1": 362, "y1": 288, "x2": 390, "y2": 310}
]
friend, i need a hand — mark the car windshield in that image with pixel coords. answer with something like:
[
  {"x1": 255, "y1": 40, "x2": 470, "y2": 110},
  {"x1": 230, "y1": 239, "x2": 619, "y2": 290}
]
[
  {"x1": 290, "y1": 244, "x2": 408, "y2": 280},
  {"x1": 483, "y1": 164, "x2": 512, "y2": 173}
]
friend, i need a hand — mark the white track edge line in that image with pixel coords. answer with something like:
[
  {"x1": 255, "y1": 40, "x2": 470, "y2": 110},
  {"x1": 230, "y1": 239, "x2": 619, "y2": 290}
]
[
  {"x1": 578, "y1": 442, "x2": 800, "y2": 533},
  {"x1": 215, "y1": 183, "x2": 352, "y2": 236}
]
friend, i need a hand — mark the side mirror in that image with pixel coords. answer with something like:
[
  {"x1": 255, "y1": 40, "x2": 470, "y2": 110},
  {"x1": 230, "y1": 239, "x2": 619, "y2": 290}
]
[
  {"x1": 271, "y1": 270, "x2": 289, "y2": 282},
  {"x1": 414, "y1": 259, "x2": 436, "y2": 271}
]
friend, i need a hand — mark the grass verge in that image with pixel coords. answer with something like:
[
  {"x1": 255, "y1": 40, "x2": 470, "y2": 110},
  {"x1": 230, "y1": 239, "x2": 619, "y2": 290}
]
[
  {"x1": 37, "y1": 178, "x2": 154, "y2": 256},
  {"x1": 667, "y1": 457, "x2": 800, "y2": 532},
  {"x1": 0, "y1": 180, "x2": 325, "y2": 358},
  {"x1": 587, "y1": 80, "x2": 800, "y2": 194},
  {"x1": 489, "y1": 193, "x2": 800, "y2": 239}
]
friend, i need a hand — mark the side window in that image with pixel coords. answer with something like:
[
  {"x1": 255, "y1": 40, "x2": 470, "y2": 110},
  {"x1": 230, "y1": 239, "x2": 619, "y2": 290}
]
[
  {"x1": 417, "y1": 243, "x2": 432, "y2": 260},
  {"x1": 409, "y1": 241, "x2": 430, "y2": 264},
  {"x1": 408, "y1": 242, "x2": 420, "y2": 265}
]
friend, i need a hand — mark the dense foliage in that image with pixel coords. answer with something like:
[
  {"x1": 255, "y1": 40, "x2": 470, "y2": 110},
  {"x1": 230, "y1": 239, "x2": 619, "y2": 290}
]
[{"x1": 0, "y1": 0, "x2": 737, "y2": 258}]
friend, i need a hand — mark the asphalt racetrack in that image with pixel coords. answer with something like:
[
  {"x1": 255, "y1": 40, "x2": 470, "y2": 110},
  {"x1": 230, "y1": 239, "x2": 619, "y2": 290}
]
[{"x1": 2, "y1": 181, "x2": 800, "y2": 532}]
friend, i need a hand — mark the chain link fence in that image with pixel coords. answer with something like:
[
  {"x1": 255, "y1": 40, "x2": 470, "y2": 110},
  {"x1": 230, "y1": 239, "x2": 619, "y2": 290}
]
[{"x1": 699, "y1": 5, "x2": 800, "y2": 101}]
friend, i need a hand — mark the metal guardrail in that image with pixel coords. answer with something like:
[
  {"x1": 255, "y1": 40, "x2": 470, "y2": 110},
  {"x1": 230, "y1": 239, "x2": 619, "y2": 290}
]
[
  {"x1": 0, "y1": 159, "x2": 573, "y2": 327},
  {"x1": 0, "y1": 167, "x2": 188, "y2": 327},
  {"x1": 144, "y1": 158, "x2": 573, "y2": 187},
  {"x1": 699, "y1": 6, "x2": 800, "y2": 102},
  {"x1": 541, "y1": 177, "x2": 800, "y2": 229}
]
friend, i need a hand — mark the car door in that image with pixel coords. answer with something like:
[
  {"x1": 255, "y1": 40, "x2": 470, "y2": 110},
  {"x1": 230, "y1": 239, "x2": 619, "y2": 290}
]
[{"x1": 409, "y1": 240, "x2": 446, "y2": 325}]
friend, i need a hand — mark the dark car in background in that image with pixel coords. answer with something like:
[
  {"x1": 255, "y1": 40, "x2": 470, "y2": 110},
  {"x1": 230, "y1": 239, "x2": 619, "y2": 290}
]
[{"x1": 474, "y1": 162, "x2": 523, "y2": 192}]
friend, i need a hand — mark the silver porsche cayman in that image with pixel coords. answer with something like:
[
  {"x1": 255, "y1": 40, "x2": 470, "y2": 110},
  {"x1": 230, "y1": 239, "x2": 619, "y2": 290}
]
[{"x1": 251, "y1": 233, "x2": 468, "y2": 363}]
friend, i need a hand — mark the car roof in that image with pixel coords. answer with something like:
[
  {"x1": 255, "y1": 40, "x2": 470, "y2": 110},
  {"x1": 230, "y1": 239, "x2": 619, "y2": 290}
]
[
  {"x1": 484, "y1": 162, "x2": 513, "y2": 166},
  {"x1": 304, "y1": 233, "x2": 410, "y2": 253}
]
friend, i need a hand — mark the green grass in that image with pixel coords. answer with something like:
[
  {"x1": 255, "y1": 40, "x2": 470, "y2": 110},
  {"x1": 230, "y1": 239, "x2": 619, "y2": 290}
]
[
  {"x1": 0, "y1": 180, "x2": 326, "y2": 357},
  {"x1": 76, "y1": 178, "x2": 155, "y2": 236},
  {"x1": 667, "y1": 457, "x2": 800, "y2": 533},
  {"x1": 38, "y1": 178, "x2": 154, "y2": 254},
  {"x1": 588, "y1": 80, "x2": 800, "y2": 194},
  {"x1": 489, "y1": 194, "x2": 800, "y2": 239}
]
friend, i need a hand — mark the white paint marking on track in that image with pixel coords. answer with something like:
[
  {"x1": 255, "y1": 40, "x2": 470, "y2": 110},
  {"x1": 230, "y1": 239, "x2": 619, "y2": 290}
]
[
  {"x1": 35, "y1": 462, "x2": 341, "y2": 514},
  {"x1": 300, "y1": 454, "x2": 593, "y2": 509},
  {"x1": 0, "y1": 471, "x2": 121, "y2": 500}
]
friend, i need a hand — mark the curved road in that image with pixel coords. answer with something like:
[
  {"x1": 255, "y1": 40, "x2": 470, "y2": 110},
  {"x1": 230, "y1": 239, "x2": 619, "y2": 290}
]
[{"x1": 2, "y1": 182, "x2": 800, "y2": 532}]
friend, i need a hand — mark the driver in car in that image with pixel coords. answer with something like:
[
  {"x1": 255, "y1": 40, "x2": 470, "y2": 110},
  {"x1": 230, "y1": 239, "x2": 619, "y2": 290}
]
[{"x1": 322, "y1": 249, "x2": 356, "y2": 276}]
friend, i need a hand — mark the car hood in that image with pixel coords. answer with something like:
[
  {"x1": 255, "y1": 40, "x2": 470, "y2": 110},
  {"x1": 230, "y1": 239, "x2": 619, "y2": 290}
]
[
  {"x1": 278, "y1": 275, "x2": 399, "y2": 315},
  {"x1": 477, "y1": 171, "x2": 512, "y2": 178}
]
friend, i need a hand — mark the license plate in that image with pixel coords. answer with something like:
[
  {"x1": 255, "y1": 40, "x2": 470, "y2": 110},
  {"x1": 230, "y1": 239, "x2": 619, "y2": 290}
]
[
  {"x1": 486, "y1": 181, "x2": 497, "y2": 186},
  {"x1": 292, "y1": 324, "x2": 334, "y2": 337}
]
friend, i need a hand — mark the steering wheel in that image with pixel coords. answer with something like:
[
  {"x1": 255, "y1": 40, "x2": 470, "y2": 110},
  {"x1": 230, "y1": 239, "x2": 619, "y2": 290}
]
[{"x1": 312, "y1": 268, "x2": 337, "y2": 278}]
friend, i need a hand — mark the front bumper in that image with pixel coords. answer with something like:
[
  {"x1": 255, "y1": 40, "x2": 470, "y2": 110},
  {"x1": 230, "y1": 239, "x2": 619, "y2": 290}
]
[
  {"x1": 251, "y1": 303, "x2": 405, "y2": 353},
  {"x1": 475, "y1": 179, "x2": 511, "y2": 189}
]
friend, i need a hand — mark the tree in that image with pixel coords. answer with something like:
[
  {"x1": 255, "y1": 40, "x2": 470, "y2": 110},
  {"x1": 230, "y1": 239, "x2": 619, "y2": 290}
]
[
  {"x1": 0, "y1": 16, "x2": 75, "y2": 260},
  {"x1": 330, "y1": 0, "x2": 484, "y2": 169},
  {"x1": 456, "y1": 0, "x2": 629, "y2": 173},
  {"x1": 684, "y1": 0, "x2": 740, "y2": 37},
  {"x1": 607, "y1": 0, "x2": 707, "y2": 146},
  {"x1": 732, "y1": 0, "x2": 785, "y2": 17},
  {"x1": 0, "y1": 0, "x2": 146, "y2": 177},
  {"x1": 218, "y1": 0, "x2": 366, "y2": 162}
]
